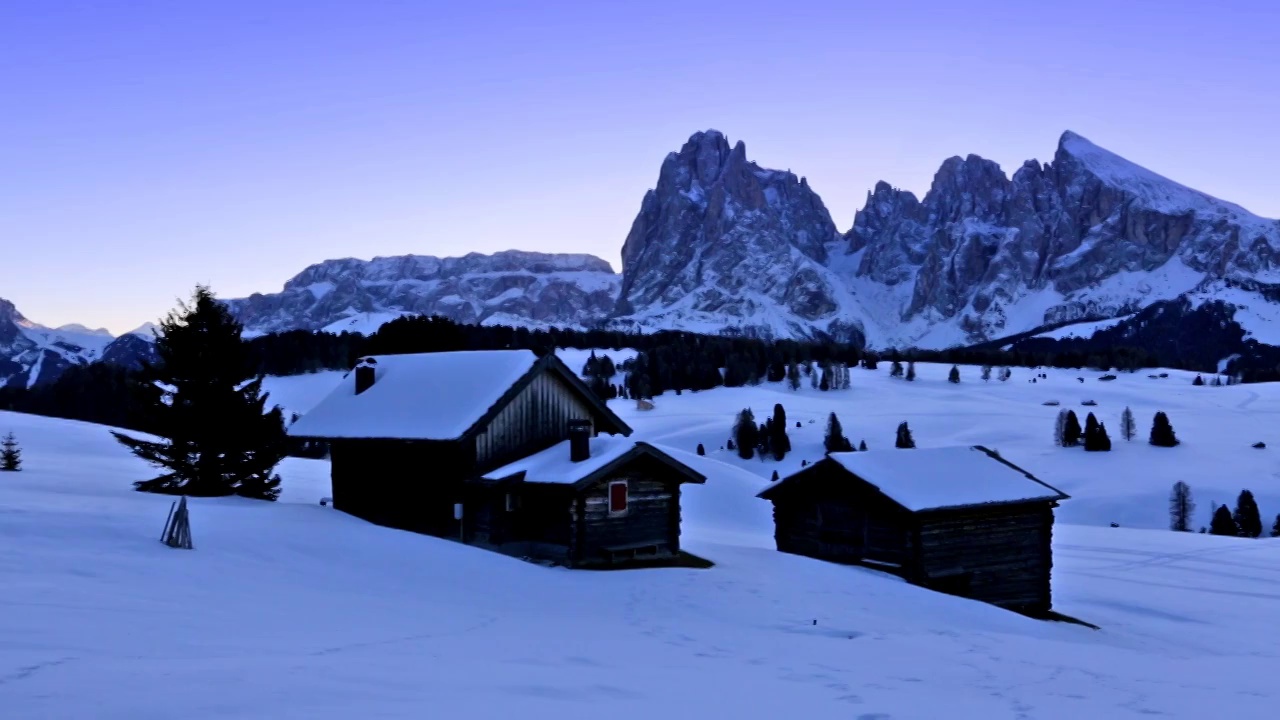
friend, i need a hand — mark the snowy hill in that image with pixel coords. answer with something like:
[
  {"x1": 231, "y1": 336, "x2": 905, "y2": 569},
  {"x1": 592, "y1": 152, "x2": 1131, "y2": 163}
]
[{"x1": 5, "y1": 368, "x2": 1280, "y2": 716}]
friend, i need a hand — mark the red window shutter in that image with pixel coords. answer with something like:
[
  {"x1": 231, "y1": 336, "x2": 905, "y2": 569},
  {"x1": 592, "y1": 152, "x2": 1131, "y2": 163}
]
[{"x1": 609, "y1": 481, "x2": 628, "y2": 514}]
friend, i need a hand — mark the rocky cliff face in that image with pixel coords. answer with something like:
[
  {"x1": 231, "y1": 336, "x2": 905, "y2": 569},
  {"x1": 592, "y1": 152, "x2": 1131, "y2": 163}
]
[
  {"x1": 227, "y1": 250, "x2": 621, "y2": 335},
  {"x1": 612, "y1": 131, "x2": 855, "y2": 340},
  {"x1": 842, "y1": 131, "x2": 1280, "y2": 344}
]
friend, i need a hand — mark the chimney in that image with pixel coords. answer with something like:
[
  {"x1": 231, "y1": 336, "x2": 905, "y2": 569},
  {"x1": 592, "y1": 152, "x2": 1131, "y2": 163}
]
[
  {"x1": 354, "y1": 358, "x2": 377, "y2": 395},
  {"x1": 568, "y1": 419, "x2": 592, "y2": 462}
]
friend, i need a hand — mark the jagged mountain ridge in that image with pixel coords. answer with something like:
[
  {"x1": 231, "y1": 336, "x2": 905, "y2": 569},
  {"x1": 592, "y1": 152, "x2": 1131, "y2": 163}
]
[
  {"x1": 842, "y1": 131, "x2": 1280, "y2": 346},
  {"x1": 0, "y1": 298, "x2": 154, "y2": 388},
  {"x1": 611, "y1": 129, "x2": 1280, "y2": 347},
  {"x1": 227, "y1": 250, "x2": 620, "y2": 336}
]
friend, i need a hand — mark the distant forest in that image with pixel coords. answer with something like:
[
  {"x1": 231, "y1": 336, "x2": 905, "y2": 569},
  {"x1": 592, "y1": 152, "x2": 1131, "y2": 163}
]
[{"x1": 1, "y1": 308, "x2": 1275, "y2": 436}]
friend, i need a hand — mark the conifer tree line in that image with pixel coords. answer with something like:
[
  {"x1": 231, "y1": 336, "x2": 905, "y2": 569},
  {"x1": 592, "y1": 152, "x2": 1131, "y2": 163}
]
[
  {"x1": 1169, "y1": 481, "x2": 1279, "y2": 538},
  {"x1": 1, "y1": 300, "x2": 1272, "y2": 436}
]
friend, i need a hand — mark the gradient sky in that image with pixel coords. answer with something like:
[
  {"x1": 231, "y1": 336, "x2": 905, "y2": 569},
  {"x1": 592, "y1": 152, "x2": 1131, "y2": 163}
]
[{"x1": 3, "y1": 0, "x2": 1278, "y2": 334}]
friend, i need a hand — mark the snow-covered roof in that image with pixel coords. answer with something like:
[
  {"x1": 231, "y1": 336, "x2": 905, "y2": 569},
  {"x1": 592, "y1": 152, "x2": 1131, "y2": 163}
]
[
  {"x1": 482, "y1": 436, "x2": 706, "y2": 488},
  {"x1": 482, "y1": 434, "x2": 638, "y2": 485},
  {"x1": 765, "y1": 446, "x2": 1066, "y2": 512},
  {"x1": 287, "y1": 350, "x2": 540, "y2": 440}
]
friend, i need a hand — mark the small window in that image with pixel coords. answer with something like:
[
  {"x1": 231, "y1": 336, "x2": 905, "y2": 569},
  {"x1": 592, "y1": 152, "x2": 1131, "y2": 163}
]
[{"x1": 608, "y1": 481, "x2": 628, "y2": 515}]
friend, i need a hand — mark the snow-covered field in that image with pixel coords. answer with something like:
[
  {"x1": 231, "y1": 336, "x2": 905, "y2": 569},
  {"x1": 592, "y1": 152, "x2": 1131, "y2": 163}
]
[{"x1": 5, "y1": 360, "x2": 1280, "y2": 717}]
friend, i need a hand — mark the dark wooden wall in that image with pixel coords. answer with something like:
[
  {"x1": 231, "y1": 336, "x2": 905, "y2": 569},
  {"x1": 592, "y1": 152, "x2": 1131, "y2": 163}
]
[
  {"x1": 768, "y1": 464, "x2": 913, "y2": 567},
  {"x1": 330, "y1": 439, "x2": 472, "y2": 536},
  {"x1": 474, "y1": 369, "x2": 596, "y2": 473},
  {"x1": 914, "y1": 503, "x2": 1055, "y2": 613},
  {"x1": 569, "y1": 456, "x2": 683, "y2": 567}
]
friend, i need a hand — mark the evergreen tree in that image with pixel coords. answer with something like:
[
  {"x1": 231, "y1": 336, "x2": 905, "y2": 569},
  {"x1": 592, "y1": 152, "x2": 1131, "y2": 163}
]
[
  {"x1": 895, "y1": 421, "x2": 916, "y2": 449},
  {"x1": 1096, "y1": 422, "x2": 1111, "y2": 451},
  {"x1": 891, "y1": 360, "x2": 904, "y2": 378},
  {"x1": 1149, "y1": 411, "x2": 1179, "y2": 447},
  {"x1": 1209, "y1": 505, "x2": 1240, "y2": 536},
  {"x1": 859, "y1": 439, "x2": 867, "y2": 451},
  {"x1": 819, "y1": 365, "x2": 830, "y2": 391},
  {"x1": 787, "y1": 362, "x2": 801, "y2": 391},
  {"x1": 1083, "y1": 412, "x2": 1112, "y2": 451},
  {"x1": 905, "y1": 361, "x2": 916, "y2": 382},
  {"x1": 1054, "y1": 409, "x2": 1067, "y2": 447},
  {"x1": 981, "y1": 365, "x2": 992, "y2": 381},
  {"x1": 1063, "y1": 410, "x2": 1082, "y2": 447},
  {"x1": 809, "y1": 366, "x2": 819, "y2": 389},
  {"x1": 1192, "y1": 374, "x2": 1205, "y2": 386},
  {"x1": 1271, "y1": 514, "x2": 1280, "y2": 538},
  {"x1": 824, "y1": 412, "x2": 852, "y2": 453},
  {"x1": 1169, "y1": 481, "x2": 1194, "y2": 531},
  {"x1": 113, "y1": 286, "x2": 286, "y2": 500},
  {"x1": 771, "y1": 470, "x2": 779, "y2": 481},
  {"x1": 733, "y1": 409, "x2": 757, "y2": 460},
  {"x1": 770, "y1": 403, "x2": 790, "y2": 460},
  {"x1": 1001, "y1": 367, "x2": 1012, "y2": 381},
  {"x1": 757, "y1": 422, "x2": 771, "y2": 458},
  {"x1": 0, "y1": 431, "x2": 20, "y2": 471},
  {"x1": 696, "y1": 443, "x2": 705, "y2": 456},
  {"x1": 948, "y1": 365, "x2": 960, "y2": 383},
  {"x1": 1119, "y1": 406, "x2": 1136, "y2": 442},
  {"x1": 1233, "y1": 489, "x2": 1263, "y2": 538}
]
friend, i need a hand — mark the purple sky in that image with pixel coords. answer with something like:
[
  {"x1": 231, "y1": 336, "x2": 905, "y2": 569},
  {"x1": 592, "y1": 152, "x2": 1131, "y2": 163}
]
[{"x1": 3, "y1": 0, "x2": 1278, "y2": 334}]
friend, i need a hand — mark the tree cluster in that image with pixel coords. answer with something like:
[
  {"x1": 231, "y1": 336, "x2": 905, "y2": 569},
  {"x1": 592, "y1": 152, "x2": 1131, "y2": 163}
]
[
  {"x1": 732, "y1": 405, "x2": 792, "y2": 461},
  {"x1": 1172, "y1": 482, "x2": 1278, "y2": 538}
]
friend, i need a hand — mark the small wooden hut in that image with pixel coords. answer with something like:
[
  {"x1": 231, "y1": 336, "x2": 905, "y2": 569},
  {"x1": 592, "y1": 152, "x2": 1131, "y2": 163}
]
[{"x1": 758, "y1": 445, "x2": 1068, "y2": 615}]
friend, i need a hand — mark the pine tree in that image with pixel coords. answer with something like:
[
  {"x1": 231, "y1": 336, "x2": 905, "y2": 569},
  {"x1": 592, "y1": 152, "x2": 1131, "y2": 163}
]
[
  {"x1": 757, "y1": 422, "x2": 771, "y2": 458},
  {"x1": 1096, "y1": 422, "x2": 1111, "y2": 451},
  {"x1": 1169, "y1": 482, "x2": 1194, "y2": 531},
  {"x1": 1054, "y1": 409, "x2": 1067, "y2": 447},
  {"x1": 1001, "y1": 367, "x2": 1012, "y2": 381},
  {"x1": 1192, "y1": 374, "x2": 1205, "y2": 386},
  {"x1": 771, "y1": 470, "x2": 779, "y2": 481},
  {"x1": 905, "y1": 361, "x2": 916, "y2": 382},
  {"x1": 895, "y1": 421, "x2": 916, "y2": 449},
  {"x1": 787, "y1": 362, "x2": 801, "y2": 391},
  {"x1": 809, "y1": 366, "x2": 819, "y2": 389},
  {"x1": 771, "y1": 404, "x2": 790, "y2": 460},
  {"x1": 696, "y1": 443, "x2": 705, "y2": 456},
  {"x1": 981, "y1": 365, "x2": 992, "y2": 381},
  {"x1": 859, "y1": 439, "x2": 867, "y2": 451},
  {"x1": 112, "y1": 286, "x2": 286, "y2": 500},
  {"x1": 1233, "y1": 489, "x2": 1263, "y2": 538},
  {"x1": 819, "y1": 364, "x2": 830, "y2": 391},
  {"x1": 1063, "y1": 410, "x2": 1082, "y2": 447},
  {"x1": 1209, "y1": 505, "x2": 1240, "y2": 536},
  {"x1": 0, "y1": 431, "x2": 21, "y2": 471},
  {"x1": 948, "y1": 365, "x2": 960, "y2": 383},
  {"x1": 824, "y1": 412, "x2": 852, "y2": 453},
  {"x1": 891, "y1": 360, "x2": 904, "y2": 377},
  {"x1": 1119, "y1": 406, "x2": 1136, "y2": 441},
  {"x1": 733, "y1": 409, "x2": 757, "y2": 460},
  {"x1": 1149, "y1": 411, "x2": 1179, "y2": 447},
  {"x1": 1271, "y1": 514, "x2": 1280, "y2": 538}
]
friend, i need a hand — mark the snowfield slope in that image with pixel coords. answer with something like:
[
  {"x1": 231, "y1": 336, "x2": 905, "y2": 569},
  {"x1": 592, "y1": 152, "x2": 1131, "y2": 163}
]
[{"x1": 4, "y1": 363, "x2": 1280, "y2": 718}]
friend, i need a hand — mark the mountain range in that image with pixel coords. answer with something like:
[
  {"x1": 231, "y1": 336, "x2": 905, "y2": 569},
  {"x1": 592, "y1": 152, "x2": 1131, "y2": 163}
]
[{"x1": 5, "y1": 128, "x2": 1279, "y2": 387}]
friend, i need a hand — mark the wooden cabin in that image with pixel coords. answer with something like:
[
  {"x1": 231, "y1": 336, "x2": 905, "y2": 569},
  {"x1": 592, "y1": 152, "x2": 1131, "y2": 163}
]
[
  {"x1": 476, "y1": 432, "x2": 705, "y2": 567},
  {"x1": 288, "y1": 350, "x2": 704, "y2": 567},
  {"x1": 758, "y1": 446, "x2": 1069, "y2": 615}
]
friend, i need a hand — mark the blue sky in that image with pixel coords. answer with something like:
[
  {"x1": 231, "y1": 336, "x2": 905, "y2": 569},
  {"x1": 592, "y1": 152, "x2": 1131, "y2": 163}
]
[{"x1": 3, "y1": 0, "x2": 1278, "y2": 333}]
